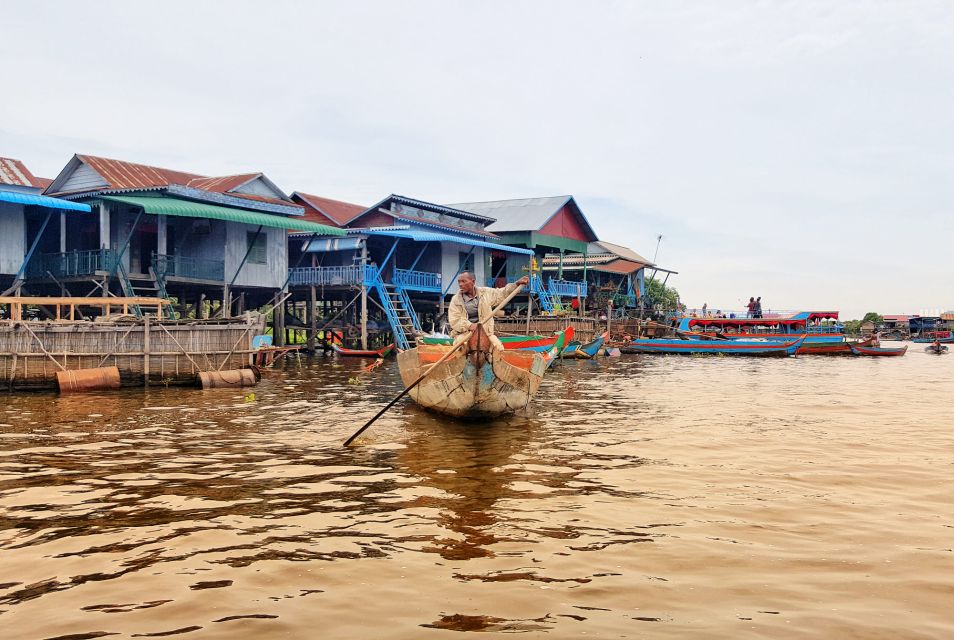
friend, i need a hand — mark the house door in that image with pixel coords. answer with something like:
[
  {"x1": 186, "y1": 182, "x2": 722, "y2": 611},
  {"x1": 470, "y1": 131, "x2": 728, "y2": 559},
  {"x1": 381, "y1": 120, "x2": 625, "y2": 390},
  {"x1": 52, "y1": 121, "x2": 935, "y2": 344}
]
[{"x1": 131, "y1": 224, "x2": 158, "y2": 275}]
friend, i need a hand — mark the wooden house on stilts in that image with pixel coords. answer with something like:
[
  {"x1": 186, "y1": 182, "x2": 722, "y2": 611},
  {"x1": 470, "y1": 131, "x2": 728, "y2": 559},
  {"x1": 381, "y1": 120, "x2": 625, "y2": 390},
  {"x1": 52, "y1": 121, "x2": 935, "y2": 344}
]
[{"x1": 287, "y1": 194, "x2": 534, "y2": 351}]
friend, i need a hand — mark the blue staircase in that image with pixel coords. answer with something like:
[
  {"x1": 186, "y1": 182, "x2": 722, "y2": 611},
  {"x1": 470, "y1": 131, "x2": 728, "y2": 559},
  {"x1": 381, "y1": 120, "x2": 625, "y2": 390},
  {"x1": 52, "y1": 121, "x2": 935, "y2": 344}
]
[
  {"x1": 114, "y1": 261, "x2": 144, "y2": 318},
  {"x1": 530, "y1": 276, "x2": 558, "y2": 314},
  {"x1": 149, "y1": 267, "x2": 178, "y2": 320},
  {"x1": 369, "y1": 270, "x2": 418, "y2": 350}
]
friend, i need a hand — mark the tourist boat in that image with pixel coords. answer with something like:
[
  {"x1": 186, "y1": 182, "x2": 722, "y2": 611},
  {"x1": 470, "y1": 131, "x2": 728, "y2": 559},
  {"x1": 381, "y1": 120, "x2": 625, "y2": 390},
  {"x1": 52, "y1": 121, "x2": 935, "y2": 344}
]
[
  {"x1": 622, "y1": 335, "x2": 806, "y2": 356},
  {"x1": 396, "y1": 325, "x2": 565, "y2": 418},
  {"x1": 420, "y1": 330, "x2": 568, "y2": 353},
  {"x1": 848, "y1": 343, "x2": 908, "y2": 357},
  {"x1": 673, "y1": 312, "x2": 844, "y2": 349},
  {"x1": 562, "y1": 332, "x2": 607, "y2": 359},
  {"x1": 332, "y1": 343, "x2": 395, "y2": 358},
  {"x1": 912, "y1": 330, "x2": 954, "y2": 344}
]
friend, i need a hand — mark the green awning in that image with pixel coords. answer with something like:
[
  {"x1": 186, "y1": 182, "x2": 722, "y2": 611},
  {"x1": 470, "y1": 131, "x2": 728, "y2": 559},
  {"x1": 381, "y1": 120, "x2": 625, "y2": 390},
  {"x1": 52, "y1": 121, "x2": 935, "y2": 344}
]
[{"x1": 100, "y1": 195, "x2": 345, "y2": 235}]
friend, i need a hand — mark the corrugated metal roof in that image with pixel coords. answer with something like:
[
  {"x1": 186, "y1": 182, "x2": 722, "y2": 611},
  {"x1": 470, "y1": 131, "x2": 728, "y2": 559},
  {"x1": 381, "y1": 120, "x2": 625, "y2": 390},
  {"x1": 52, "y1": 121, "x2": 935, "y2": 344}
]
[
  {"x1": 387, "y1": 211, "x2": 501, "y2": 238},
  {"x1": 448, "y1": 195, "x2": 572, "y2": 232},
  {"x1": 188, "y1": 174, "x2": 260, "y2": 192},
  {"x1": 0, "y1": 190, "x2": 92, "y2": 212},
  {"x1": 100, "y1": 195, "x2": 343, "y2": 234},
  {"x1": 293, "y1": 191, "x2": 366, "y2": 226},
  {"x1": 344, "y1": 226, "x2": 533, "y2": 255},
  {"x1": 78, "y1": 155, "x2": 203, "y2": 190},
  {"x1": 0, "y1": 157, "x2": 44, "y2": 188},
  {"x1": 589, "y1": 240, "x2": 652, "y2": 265}
]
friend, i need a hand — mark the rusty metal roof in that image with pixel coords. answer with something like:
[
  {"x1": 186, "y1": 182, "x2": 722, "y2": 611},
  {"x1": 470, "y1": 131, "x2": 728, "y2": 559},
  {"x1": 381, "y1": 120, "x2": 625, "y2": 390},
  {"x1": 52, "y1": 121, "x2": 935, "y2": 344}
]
[
  {"x1": 0, "y1": 157, "x2": 45, "y2": 188},
  {"x1": 77, "y1": 154, "x2": 203, "y2": 190},
  {"x1": 292, "y1": 191, "x2": 367, "y2": 227}
]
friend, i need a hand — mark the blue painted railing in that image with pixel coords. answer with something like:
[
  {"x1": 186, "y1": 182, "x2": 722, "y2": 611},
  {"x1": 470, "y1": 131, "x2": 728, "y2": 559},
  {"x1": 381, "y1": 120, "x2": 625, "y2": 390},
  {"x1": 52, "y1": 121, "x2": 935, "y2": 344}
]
[
  {"x1": 394, "y1": 268, "x2": 441, "y2": 292},
  {"x1": 287, "y1": 265, "x2": 376, "y2": 287},
  {"x1": 27, "y1": 249, "x2": 113, "y2": 278},
  {"x1": 547, "y1": 279, "x2": 588, "y2": 297},
  {"x1": 153, "y1": 253, "x2": 224, "y2": 281}
]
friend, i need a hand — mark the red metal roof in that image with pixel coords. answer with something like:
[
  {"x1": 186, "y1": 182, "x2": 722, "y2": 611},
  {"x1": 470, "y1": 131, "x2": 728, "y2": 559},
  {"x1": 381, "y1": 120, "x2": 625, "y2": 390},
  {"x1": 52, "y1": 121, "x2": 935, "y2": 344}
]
[
  {"x1": 77, "y1": 154, "x2": 203, "y2": 190},
  {"x1": 0, "y1": 157, "x2": 46, "y2": 188},
  {"x1": 293, "y1": 192, "x2": 367, "y2": 227}
]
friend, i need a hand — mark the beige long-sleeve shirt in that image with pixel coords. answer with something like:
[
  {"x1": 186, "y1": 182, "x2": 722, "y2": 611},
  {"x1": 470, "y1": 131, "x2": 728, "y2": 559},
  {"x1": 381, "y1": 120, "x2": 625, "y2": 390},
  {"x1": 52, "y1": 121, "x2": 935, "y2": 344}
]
[{"x1": 448, "y1": 282, "x2": 521, "y2": 338}]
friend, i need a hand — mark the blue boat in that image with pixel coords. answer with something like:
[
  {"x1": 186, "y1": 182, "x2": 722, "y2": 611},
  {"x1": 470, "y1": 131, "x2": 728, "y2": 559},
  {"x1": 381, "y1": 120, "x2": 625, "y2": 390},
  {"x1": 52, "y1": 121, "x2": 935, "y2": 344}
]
[
  {"x1": 622, "y1": 335, "x2": 806, "y2": 356},
  {"x1": 562, "y1": 332, "x2": 607, "y2": 359}
]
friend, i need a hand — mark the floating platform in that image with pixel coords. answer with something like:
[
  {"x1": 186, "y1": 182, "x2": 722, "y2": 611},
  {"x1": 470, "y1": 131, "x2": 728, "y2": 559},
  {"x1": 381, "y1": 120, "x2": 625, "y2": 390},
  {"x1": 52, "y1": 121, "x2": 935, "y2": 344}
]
[{"x1": 0, "y1": 297, "x2": 265, "y2": 391}]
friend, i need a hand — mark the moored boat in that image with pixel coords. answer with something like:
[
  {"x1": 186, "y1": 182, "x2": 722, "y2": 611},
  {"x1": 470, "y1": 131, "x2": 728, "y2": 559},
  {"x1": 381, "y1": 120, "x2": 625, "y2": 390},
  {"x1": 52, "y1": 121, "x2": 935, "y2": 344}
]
[
  {"x1": 562, "y1": 332, "x2": 607, "y2": 359},
  {"x1": 797, "y1": 336, "x2": 876, "y2": 355},
  {"x1": 674, "y1": 312, "x2": 844, "y2": 348},
  {"x1": 420, "y1": 332, "x2": 561, "y2": 352},
  {"x1": 332, "y1": 343, "x2": 395, "y2": 358},
  {"x1": 913, "y1": 330, "x2": 954, "y2": 344},
  {"x1": 622, "y1": 335, "x2": 806, "y2": 356},
  {"x1": 396, "y1": 325, "x2": 565, "y2": 418},
  {"x1": 849, "y1": 344, "x2": 907, "y2": 357}
]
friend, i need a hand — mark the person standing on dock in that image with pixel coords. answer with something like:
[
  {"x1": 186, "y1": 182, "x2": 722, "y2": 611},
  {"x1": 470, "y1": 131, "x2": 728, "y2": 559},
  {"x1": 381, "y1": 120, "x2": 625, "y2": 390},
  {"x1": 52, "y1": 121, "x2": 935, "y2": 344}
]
[
  {"x1": 754, "y1": 297, "x2": 763, "y2": 319},
  {"x1": 449, "y1": 272, "x2": 530, "y2": 349},
  {"x1": 746, "y1": 297, "x2": 756, "y2": 318}
]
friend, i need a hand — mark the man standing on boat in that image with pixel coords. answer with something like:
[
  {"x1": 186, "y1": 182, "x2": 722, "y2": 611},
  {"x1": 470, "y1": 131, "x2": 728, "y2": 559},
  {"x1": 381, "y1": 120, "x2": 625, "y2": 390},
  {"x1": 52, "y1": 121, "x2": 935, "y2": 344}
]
[{"x1": 449, "y1": 272, "x2": 530, "y2": 349}]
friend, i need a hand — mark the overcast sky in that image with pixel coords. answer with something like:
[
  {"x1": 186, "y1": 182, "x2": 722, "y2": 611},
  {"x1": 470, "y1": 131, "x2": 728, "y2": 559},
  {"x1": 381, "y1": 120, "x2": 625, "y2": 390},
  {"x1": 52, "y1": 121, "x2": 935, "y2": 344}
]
[{"x1": 3, "y1": 1, "x2": 952, "y2": 318}]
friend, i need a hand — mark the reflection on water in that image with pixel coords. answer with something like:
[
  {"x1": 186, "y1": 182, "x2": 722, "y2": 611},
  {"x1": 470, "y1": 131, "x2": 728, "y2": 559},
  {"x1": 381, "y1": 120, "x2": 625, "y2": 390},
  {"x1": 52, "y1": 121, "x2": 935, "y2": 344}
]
[{"x1": 1, "y1": 348, "x2": 953, "y2": 639}]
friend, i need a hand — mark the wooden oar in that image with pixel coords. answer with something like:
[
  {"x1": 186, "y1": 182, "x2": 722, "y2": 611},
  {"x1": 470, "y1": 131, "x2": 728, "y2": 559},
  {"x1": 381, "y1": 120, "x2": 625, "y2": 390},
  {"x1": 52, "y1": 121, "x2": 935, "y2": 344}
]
[{"x1": 343, "y1": 283, "x2": 526, "y2": 447}]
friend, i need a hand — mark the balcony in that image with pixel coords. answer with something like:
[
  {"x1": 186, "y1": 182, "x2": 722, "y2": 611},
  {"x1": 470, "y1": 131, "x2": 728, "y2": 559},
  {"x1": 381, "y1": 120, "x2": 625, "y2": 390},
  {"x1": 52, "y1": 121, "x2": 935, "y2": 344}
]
[
  {"x1": 288, "y1": 265, "x2": 376, "y2": 287},
  {"x1": 153, "y1": 253, "x2": 224, "y2": 282},
  {"x1": 546, "y1": 279, "x2": 588, "y2": 297},
  {"x1": 26, "y1": 249, "x2": 113, "y2": 279},
  {"x1": 394, "y1": 268, "x2": 441, "y2": 292}
]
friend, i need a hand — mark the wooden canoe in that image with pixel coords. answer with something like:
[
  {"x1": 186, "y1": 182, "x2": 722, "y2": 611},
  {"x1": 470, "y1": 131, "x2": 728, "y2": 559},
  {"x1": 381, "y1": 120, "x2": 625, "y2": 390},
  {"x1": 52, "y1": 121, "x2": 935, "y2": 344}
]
[
  {"x1": 849, "y1": 344, "x2": 907, "y2": 357},
  {"x1": 925, "y1": 344, "x2": 949, "y2": 354},
  {"x1": 397, "y1": 325, "x2": 563, "y2": 418},
  {"x1": 332, "y1": 343, "x2": 395, "y2": 358},
  {"x1": 562, "y1": 331, "x2": 607, "y2": 359}
]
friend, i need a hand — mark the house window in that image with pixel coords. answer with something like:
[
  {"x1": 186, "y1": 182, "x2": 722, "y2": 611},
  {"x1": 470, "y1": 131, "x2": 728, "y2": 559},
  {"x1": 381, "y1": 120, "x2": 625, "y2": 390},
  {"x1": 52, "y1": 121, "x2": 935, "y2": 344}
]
[
  {"x1": 459, "y1": 251, "x2": 474, "y2": 274},
  {"x1": 247, "y1": 231, "x2": 267, "y2": 264}
]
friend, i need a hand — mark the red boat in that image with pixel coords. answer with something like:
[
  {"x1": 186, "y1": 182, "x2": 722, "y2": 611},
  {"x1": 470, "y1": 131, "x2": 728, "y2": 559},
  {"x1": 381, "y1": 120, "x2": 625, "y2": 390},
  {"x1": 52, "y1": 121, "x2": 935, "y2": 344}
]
[
  {"x1": 849, "y1": 344, "x2": 907, "y2": 357},
  {"x1": 332, "y1": 343, "x2": 395, "y2": 358},
  {"x1": 798, "y1": 336, "x2": 876, "y2": 355}
]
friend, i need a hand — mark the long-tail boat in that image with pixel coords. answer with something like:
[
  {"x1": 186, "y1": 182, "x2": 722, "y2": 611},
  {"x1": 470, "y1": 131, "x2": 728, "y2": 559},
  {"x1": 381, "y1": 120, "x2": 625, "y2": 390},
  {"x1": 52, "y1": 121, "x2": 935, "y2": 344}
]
[
  {"x1": 925, "y1": 343, "x2": 949, "y2": 354},
  {"x1": 332, "y1": 343, "x2": 395, "y2": 358},
  {"x1": 798, "y1": 336, "x2": 876, "y2": 355},
  {"x1": 622, "y1": 335, "x2": 806, "y2": 356},
  {"x1": 562, "y1": 332, "x2": 607, "y2": 359},
  {"x1": 848, "y1": 343, "x2": 907, "y2": 357},
  {"x1": 396, "y1": 325, "x2": 565, "y2": 418}
]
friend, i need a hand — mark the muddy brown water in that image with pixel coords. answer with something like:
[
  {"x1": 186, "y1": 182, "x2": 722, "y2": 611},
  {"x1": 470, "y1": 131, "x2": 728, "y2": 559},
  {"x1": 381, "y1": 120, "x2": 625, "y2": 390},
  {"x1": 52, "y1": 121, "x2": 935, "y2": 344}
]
[{"x1": 1, "y1": 346, "x2": 952, "y2": 639}]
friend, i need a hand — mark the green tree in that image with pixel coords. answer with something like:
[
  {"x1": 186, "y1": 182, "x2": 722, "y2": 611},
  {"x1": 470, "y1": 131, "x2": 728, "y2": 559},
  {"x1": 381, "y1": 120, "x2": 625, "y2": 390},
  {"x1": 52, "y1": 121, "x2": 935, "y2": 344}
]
[{"x1": 645, "y1": 278, "x2": 681, "y2": 311}]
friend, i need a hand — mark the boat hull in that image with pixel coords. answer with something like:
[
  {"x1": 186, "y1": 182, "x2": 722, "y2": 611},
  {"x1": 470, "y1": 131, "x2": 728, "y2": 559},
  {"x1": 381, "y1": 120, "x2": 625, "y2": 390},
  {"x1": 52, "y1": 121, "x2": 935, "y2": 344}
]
[
  {"x1": 622, "y1": 337, "x2": 804, "y2": 356},
  {"x1": 849, "y1": 344, "x2": 907, "y2": 357},
  {"x1": 397, "y1": 327, "x2": 553, "y2": 418},
  {"x1": 562, "y1": 332, "x2": 607, "y2": 359},
  {"x1": 332, "y1": 343, "x2": 394, "y2": 358}
]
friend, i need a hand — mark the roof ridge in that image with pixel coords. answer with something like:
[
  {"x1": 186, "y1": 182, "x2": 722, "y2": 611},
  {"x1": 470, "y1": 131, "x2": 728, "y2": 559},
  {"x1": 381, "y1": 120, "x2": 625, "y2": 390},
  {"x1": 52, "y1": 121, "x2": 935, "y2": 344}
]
[{"x1": 77, "y1": 153, "x2": 207, "y2": 180}]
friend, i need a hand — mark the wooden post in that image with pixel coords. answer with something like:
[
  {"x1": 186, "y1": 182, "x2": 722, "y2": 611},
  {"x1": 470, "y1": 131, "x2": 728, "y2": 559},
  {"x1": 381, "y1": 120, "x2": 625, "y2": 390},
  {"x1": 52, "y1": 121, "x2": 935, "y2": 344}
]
[
  {"x1": 360, "y1": 242, "x2": 368, "y2": 350},
  {"x1": 307, "y1": 285, "x2": 317, "y2": 352},
  {"x1": 143, "y1": 315, "x2": 151, "y2": 386},
  {"x1": 274, "y1": 294, "x2": 285, "y2": 347},
  {"x1": 607, "y1": 302, "x2": 613, "y2": 339},
  {"x1": 525, "y1": 292, "x2": 532, "y2": 336}
]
